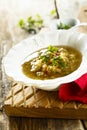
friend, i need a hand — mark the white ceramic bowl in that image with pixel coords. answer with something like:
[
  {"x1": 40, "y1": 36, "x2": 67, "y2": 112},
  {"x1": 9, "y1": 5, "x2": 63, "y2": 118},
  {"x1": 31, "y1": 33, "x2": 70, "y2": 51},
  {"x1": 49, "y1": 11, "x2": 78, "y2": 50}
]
[
  {"x1": 49, "y1": 18, "x2": 80, "y2": 30},
  {"x1": 3, "y1": 30, "x2": 87, "y2": 91}
]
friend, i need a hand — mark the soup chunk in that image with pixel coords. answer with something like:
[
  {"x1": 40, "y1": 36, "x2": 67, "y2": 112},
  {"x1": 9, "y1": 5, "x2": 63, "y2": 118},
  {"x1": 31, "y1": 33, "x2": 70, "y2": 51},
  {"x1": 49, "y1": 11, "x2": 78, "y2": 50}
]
[{"x1": 22, "y1": 45, "x2": 82, "y2": 80}]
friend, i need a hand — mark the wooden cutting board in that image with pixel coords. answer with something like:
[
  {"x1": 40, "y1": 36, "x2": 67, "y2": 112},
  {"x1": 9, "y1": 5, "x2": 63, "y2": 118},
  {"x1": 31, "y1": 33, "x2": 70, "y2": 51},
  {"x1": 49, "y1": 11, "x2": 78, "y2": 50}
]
[{"x1": 3, "y1": 82, "x2": 87, "y2": 119}]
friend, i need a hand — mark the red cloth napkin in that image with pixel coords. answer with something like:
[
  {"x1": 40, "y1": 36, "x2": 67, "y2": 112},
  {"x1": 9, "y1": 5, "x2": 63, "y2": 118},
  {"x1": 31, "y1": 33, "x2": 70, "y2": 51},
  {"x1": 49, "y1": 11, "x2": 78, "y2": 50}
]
[{"x1": 59, "y1": 73, "x2": 87, "y2": 103}]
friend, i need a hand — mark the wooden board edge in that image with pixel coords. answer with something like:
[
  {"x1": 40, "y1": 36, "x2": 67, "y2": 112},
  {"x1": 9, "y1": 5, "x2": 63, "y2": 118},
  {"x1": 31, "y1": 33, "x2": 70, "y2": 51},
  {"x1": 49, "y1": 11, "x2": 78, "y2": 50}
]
[{"x1": 3, "y1": 105, "x2": 87, "y2": 119}]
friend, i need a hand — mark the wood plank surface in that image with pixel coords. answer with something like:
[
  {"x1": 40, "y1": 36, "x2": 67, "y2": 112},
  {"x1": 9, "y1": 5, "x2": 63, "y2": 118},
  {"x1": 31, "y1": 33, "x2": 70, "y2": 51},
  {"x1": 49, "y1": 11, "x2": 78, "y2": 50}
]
[
  {"x1": 9, "y1": 118, "x2": 84, "y2": 130},
  {"x1": 0, "y1": 4, "x2": 87, "y2": 130}
]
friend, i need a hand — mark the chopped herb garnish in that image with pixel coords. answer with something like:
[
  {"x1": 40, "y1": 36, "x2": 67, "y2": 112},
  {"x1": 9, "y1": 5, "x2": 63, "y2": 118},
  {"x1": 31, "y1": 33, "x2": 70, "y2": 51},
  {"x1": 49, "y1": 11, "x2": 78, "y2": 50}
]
[
  {"x1": 48, "y1": 45, "x2": 58, "y2": 52},
  {"x1": 40, "y1": 55, "x2": 49, "y2": 63},
  {"x1": 52, "y1": 56, "x2": 66, "y2": 67}
]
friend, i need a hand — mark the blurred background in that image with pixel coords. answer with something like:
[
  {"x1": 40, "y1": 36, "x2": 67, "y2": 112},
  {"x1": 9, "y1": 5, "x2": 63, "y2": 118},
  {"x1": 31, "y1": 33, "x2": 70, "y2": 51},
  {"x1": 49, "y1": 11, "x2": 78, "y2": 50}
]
[
  {"x1": 0, "y1": 0, "x2": 87, "y2": 45},
  {"x1": 0, "y1": 0, "x2": 54, "y2": 45},
  {"x1": 0, "y1": 0, "x2": 87, "y2": 43}
]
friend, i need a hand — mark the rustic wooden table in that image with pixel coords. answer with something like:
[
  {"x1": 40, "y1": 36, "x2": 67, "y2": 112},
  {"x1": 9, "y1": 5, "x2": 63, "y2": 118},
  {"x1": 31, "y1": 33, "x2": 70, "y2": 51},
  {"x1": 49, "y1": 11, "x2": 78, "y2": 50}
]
[{"x1": 0, "y1": 6, "x2": 87, "y2": 130}]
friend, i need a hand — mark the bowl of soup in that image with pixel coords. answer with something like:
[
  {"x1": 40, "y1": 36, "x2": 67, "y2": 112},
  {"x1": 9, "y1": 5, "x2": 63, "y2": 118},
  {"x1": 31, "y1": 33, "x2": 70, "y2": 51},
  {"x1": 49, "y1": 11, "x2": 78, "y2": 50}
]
[{"x1": 3, "y1": 30, "x2": 87, "y2": 91}]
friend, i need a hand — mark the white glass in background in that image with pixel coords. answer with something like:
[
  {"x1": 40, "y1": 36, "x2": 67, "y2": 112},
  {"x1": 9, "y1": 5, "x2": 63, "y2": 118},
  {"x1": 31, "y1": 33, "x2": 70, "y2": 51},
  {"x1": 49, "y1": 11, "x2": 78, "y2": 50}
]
[
  {"x1": 49, "y1": 18, "x2": 80, "y2": 31},
  {"x1": 56, "y1": 0, "x2": 87, "y2": 19},
  {"x1": 49, "y1": 18, "x2": 87, "y2": 32}
]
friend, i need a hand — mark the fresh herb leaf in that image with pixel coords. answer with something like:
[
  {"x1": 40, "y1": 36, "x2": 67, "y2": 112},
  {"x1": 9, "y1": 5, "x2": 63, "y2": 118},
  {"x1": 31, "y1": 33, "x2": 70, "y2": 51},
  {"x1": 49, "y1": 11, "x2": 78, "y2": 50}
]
[
  {"x1": 18, "y1": 15, "x2": 44, "y2": 34},
  {"x1": 48, "y1": 45, "x2": 58, "y2": 53},
  {"x1": 50, "y1": 10, "x2": 56, "y2": 16},
  {"x1": 27, "y1": 17, "x2": 35, "y2": 25},
  {"x1": 40, "y1": 55, "x2": 49, "y2": 63},
  {"x1": 18, "y1": 19, "x2": 25, "y2": 28}
]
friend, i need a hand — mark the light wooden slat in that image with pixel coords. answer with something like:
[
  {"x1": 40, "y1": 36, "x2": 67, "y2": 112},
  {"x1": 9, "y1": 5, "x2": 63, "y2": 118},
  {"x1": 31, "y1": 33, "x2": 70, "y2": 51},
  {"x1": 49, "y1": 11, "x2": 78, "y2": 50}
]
[{"x1": 9, "y1": 117, "x2": 84, "y2": 130}]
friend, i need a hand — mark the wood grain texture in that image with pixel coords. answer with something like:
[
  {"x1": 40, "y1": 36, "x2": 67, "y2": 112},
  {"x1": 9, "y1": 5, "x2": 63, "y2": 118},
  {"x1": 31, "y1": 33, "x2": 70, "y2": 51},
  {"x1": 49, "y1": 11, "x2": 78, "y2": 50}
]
[
  {"x1": 3, "y1": 83, "x2": 87, "y2": 119},
  {"x1": 9, "y1": 117, "x2": 84, "y2": 130}
]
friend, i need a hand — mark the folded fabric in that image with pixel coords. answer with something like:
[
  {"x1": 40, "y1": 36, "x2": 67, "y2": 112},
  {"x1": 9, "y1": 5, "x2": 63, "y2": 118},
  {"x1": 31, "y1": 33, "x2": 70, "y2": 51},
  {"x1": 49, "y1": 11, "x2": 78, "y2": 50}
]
[{"x1": 59, "y1": 73, "x2": 87, "y2": 103}]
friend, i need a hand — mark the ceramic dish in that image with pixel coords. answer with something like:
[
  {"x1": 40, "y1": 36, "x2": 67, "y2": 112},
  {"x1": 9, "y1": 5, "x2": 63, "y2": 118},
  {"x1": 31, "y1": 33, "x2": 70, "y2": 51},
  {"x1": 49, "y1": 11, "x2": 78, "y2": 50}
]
[
  {"x1": 3, "y1": 30, "x2": 87, "y2": 91},
  {"x1": 49, "y1": 18, "x2": 80, "y2": 30}
]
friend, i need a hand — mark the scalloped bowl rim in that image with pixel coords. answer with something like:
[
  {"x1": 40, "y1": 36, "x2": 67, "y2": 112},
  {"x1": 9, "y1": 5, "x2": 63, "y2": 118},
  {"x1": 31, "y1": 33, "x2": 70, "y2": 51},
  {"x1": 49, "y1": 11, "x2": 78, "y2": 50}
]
[{"x1": 3, "y1": 30, "x2": 87, "y2": 91}]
